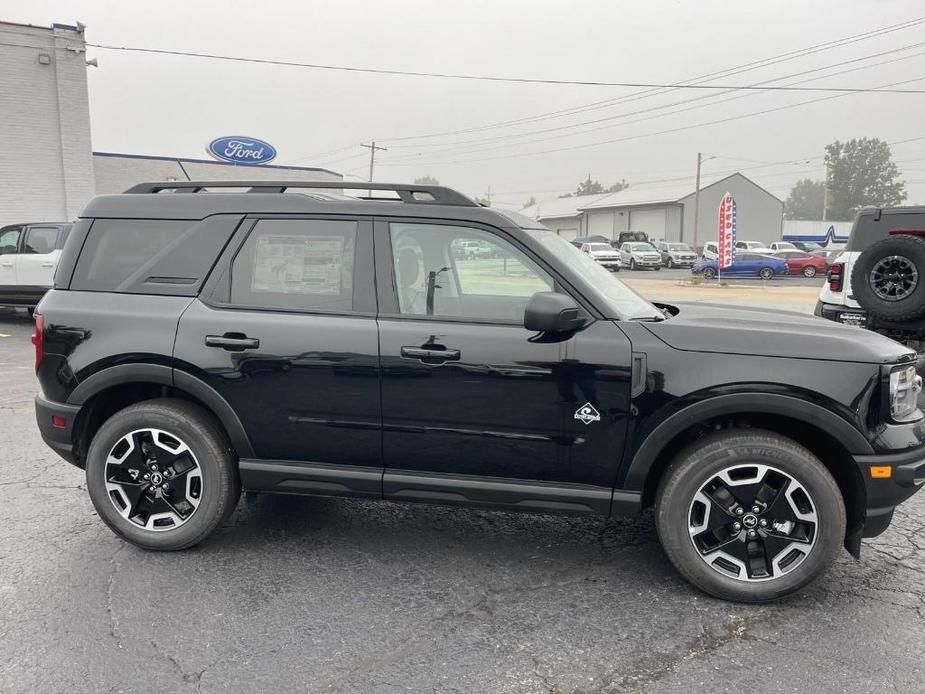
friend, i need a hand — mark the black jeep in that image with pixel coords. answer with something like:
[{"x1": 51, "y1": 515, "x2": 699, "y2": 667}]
[{"x1": 33, "y1": 181, "x2": 925, "y2": 602}]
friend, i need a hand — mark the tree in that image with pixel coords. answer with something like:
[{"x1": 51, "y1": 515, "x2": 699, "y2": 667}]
[
  {"x1": 824, "y1": 138, "x2": 906, "y2": 220},
  {"x1": 606, "y1": 179, "x2": 630, "y2": 193},
  {"x1": 523, "y1": 196, "x2": 537, "y2": 208},
  {"x1": 784, "y1": 179, "x2": 825, "y2": 220},
  {"x1": 575, "y1": 176, "x2": 606, "y2": 196},
  {"x1": 414, "y1": 175, "x2": 440, "y2": 185}
]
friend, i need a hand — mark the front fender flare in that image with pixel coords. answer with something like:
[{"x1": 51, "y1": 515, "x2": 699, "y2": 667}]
[{"x1": 621, "y1": 392, "x2": 874, "y2": 492}]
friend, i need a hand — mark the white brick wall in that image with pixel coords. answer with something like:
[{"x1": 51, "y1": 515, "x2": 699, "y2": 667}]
[
  {"x1": 0, "y1": 22, "x2": 94, "y2": 228},
  {"x1": 93, "y1": 154, "x2": 342, "y2": 195}
]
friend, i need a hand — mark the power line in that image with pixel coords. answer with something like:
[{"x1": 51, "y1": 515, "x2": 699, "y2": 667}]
[
  {"x1": 377, "y1": 16, "x2": 925, "y2": 144},
  {"x1": 86, "y1": 40, "x2": 925, "y2": 94},
  {"x1": 376, "y1": 75, "x2": 925, "y2": 168},
  {"x1": 382, "y1": 45, "x2": 925, "y2": 163}
]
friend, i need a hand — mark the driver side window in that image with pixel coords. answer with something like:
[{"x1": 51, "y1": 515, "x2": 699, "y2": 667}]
[{"x1": 389, "y1": 223, "x2": 552, "y2": 322}]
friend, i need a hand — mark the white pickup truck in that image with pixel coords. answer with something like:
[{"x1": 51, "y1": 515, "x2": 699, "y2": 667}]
[{"x1": 0, "y1": 222, "x2": 71, "y2": 310}]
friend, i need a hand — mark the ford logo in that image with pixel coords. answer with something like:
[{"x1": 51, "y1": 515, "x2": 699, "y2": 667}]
[{"x1": 207, "y1": 136, "x2": 277, "y2": 165}]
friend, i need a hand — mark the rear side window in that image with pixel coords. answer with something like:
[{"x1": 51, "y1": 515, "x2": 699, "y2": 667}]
[
  {"x1": 23, "y1": 227, "x2": 60, "y2": 254},
  {"x1": 230, "y1": 219, "x2": 358, "y2": 312},
  {"x1": 70, "y1": 216, "x2": 240, "y2": 294}
]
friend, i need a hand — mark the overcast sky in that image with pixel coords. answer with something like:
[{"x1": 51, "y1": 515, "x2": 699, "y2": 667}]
[{"x1": 6, "y1": 0, "x2": 925, "y2": 207}]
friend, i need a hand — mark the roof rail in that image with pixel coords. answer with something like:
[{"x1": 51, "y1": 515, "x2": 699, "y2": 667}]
[{"x1": 123, "y1": 181, "x2": 479, "y2": 206}]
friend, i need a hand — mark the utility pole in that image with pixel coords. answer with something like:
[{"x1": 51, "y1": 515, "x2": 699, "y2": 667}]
[
  {"x1": 361, "y1": 141, "x2": 388, "y2": 182},
  {"x1": 822, "y1": 160, "x2": 829, "y2": 221},
  {"x1": 692, "y1": 153, "x2": 703, "y2": 250},
  {"x1": 691, "y1": 152, "x2": 715, "y2": 250}
]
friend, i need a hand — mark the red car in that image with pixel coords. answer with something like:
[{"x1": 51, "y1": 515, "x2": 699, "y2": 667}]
[{"x1": 773, "y1": 250, "x2": 828, "y2": 277}]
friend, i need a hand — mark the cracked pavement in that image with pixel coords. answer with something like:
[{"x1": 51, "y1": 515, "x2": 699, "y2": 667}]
[{"x1": 2, "y1": 307, "x2": 925, "y2": 693}]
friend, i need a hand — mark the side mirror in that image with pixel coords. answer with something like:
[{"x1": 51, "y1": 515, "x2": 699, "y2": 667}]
[{"x1": 524, "y1": 292, "x2": 588, "y2": 333}]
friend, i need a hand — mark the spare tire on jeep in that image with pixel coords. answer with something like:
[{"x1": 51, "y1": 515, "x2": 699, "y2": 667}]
[{"x1": 851, "y1": 234, "x2": 925, "y2": 321}]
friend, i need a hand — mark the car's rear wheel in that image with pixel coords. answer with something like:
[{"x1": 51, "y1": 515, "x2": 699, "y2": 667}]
[
  {"x1": 803, "y1": 265, "x2": 817, "y2": 278},
  {"x1": 85, "y1": 398, "x2": 240, "y2": 550},
  {"x1": 655, "y1": 429, "x2": 844, "y2": 602},
  {"x1": 759, "y1": 267, "x2": 774, "y2": 280},
  {"x1": 702, "y1": 267, "x2": 716, "y2": 279}
]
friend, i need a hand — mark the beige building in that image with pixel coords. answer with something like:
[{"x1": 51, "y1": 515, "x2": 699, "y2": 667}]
[
  {"x1": 93, "y1": 152, "x2": 342, "y2": 194},
  {"x1": 522, "y1": 173, "x2": 784, "y2": 247}
]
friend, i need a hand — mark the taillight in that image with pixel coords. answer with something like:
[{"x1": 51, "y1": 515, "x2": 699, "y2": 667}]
[
  {"x1": 31, "y1": 312, "x2": 44, "y2": 371},
  {"x1": 828, "y1": 262, "x2": 844, "y2": 292}
]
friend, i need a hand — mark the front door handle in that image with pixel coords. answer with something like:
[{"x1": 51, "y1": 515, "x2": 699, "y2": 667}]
[
  {"x1": 0, "y1": 262, "x2": 12, "y2": 267},
  {"x1": 205, "y1": 333, "x2": 260, "y2": 351},
  {"x1": 41, "y1": 262, "x2": 55, "y2": 267},
  {"x1": 400, "y1": 346, "x2": 461, "y2": 362}
]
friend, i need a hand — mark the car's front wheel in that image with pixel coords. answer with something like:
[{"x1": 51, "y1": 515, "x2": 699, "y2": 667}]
[
  {"x1": 803, "y1": 265, "x2": 817, "y2": 278},
  {"x1": 702, "y1": 267, "x2": 716, "y2": 279},
  {"x1": 630, "y1": 258, "x2": 636, "y2": 270},
  {"x1": 655, "y1": 429, "x2": 845, "y2": 602},
  {"x1": 85, "y1": 398, "x2": 240, "y2": 550},
  {"x1": 666, "y1": 258, "x2": 674, "y2": 268},
  {"x1": 759, "y1": 267, "x2": 774, "y2": 280}
]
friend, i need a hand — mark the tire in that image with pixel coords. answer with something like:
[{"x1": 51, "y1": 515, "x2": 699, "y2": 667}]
[
  {"x1": 654, "y1": 266, "x2": 661, "y2": 271},
  {"x1": 630, "y1": 258, "x2": 636, "y2": 270},
  {"x1": 702, "y1": 267, "x2": 716, "y2": 279},
  {"x1": 655, "y1": 429, "x2": 845, "y2": 602},
  {"x1": 759, "y1": 267, "x2": 773, "y2": 280},
  {"x1": 802, "y1": 265, "x2": 817, "y2": 278},
  {"x1": 85, "y1": 398, "x2": 240, "y2": 550},
  {"x1": 851, "y1": 234, "x2": 925, "y2": 321},
  {"x1": 666, "y1": 258, "x2": 674, "y2": 269}
]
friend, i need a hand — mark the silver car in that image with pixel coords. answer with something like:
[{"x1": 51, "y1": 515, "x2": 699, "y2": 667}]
[
  {"x1": 619, "y1": 241, "x2": 663, "y2": 270},
  {"x1": 656, "y1": 241, "x2": 698, "y2": 268}
]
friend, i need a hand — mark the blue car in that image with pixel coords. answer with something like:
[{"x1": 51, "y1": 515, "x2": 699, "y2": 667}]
[{"x1": 692, "y1": 252, "x2": 789, "y2": 280}]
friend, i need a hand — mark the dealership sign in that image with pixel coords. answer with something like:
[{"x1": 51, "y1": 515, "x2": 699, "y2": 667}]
[
  {"x1": 717, "y1": 192, "x2": 737, "y2": 269},
  {"x1": 207, "y1": 136, "x2": 277, "y2": 165}
]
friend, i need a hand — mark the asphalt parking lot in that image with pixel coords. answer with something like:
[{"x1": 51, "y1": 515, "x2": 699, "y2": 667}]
[{"x1": 2, "y1": 292, "x2": 925, "y2": 694}]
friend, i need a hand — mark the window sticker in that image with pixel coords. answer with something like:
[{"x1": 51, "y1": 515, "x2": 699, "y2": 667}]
[{"x1": 251, "y1": 234, "x2": 350, "y2": 295}]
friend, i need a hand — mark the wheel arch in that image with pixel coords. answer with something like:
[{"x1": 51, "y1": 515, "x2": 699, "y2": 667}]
[
  {"x1": 68, "y1": 364, "x2": 254, "y2": 467},
  {"x1": 624, "y1": 394, "x2": 870, "y2": 550}
]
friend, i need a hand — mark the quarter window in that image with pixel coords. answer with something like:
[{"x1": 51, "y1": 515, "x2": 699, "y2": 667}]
[
  {"x1": 389, "y1": 223, "x2": 552, "y2": 322},
  {"x1": 0, "y1": 227, "x2": 21, "y2": 255},
  {"x1": 231, "y1": 219, "x2": 357, "y2": 312}
]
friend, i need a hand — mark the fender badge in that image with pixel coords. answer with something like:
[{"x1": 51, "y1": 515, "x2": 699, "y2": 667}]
[{"x1": 574, "y1": 403, "x2": 601, "y2": 425}]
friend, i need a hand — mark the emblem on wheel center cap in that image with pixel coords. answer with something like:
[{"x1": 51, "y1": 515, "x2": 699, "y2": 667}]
[
  {"x1": 742, "y1": 514, "x2": 758, "y2": 529},
  {"x1": 150, "y1": 472, "x2": 163, "y2": 486}
]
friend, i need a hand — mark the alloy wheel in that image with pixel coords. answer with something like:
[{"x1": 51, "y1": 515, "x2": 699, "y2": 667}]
[
  {"x1": 803, "y1": 265, "x2": 817, "y2": 278},
  {"x1": 105, "y1": 428, "x2": 203, "y2": 531},
  {"x1": 688, "y1": 463, "x2": 818, "y2": 582},
  {"x1": 703, "y1": 268, "x2": 716, "y2": 279},
  {"x1": 870, "y1": 255, "x2": 918, "y2": 301},
  {"x1": 759, "y1": 267, "x2": 773, "y2": 280}
]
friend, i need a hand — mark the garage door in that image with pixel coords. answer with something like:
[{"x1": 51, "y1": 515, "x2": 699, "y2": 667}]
[
  {"x1": 586, "y1": 212, "x2": 614, "y2": 237},
  {"x1": 556, "y1": 228, "x2": 578, "y2": 242},
  {"x1": 629, "y1": 208, "x2": 667, "y2": 239}
]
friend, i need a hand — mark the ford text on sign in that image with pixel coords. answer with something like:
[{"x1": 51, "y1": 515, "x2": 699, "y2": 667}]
[
  {"x1": 207, "y1": 136, "x2": 278, "y2": 165},
  {"x1": 717, "y1": 193, "x2": 737, "y2": 269}
]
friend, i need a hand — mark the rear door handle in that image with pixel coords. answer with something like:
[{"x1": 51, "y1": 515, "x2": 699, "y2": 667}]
[
  {"x1": 205, "y1": 334, "x2": 260, "y2": 351},
  {"x1": 41, "y1": 262, "x2": 55, "y2": 267},
  {"x1": 400, "y1": 346, "x2": 461, "y2": 362}
]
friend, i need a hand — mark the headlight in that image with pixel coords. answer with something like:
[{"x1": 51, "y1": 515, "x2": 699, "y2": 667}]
[{"x1": 889, "y1": 364, "x2": 922, "y2": 422}]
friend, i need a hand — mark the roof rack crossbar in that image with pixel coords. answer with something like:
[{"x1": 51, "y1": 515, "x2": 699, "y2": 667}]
[{"x1": 123, "y1": 181, "x2": 478, "y2": 206}]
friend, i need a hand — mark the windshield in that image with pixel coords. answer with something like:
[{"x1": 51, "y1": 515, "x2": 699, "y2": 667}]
[
  {"x1": 528, "y1": 230, "x2": 662, "y2": 320},
  {"x1": 776, "y1": 242, "x2": 796, "y2": 249},
  {"x1": 668, "y1": 243, "x2": 691, "y2": 251},
  {"x1": 629, "y1": 243, "x2": 657, "y2": 251},
  {"x1": 588, "y1": 243, "x2": 612, "y2": 251}
]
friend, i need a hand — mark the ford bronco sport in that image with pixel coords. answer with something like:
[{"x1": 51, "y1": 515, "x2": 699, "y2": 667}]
[{"x1": 34, "y1": 181, "x2": 925, "y2": 602}]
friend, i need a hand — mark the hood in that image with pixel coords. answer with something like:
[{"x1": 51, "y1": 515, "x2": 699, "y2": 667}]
[{"x1": 643, "y1": 302, "x2": 914, "y2": 364}]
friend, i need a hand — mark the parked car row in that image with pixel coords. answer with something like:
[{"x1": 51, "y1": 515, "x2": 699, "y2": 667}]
[{"x1": 0, "y1": 221, "x2": 71, "y2": 309}]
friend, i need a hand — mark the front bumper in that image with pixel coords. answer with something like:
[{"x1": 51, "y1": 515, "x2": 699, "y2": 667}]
[
  {"x1": 35, "y1": 393, "x2": 81, "y2": 467},
  {"x1": 854, "y1": 444, "x2": 925, "y2": 538}
]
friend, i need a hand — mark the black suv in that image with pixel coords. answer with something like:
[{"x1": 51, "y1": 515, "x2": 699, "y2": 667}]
[{"x1": 34, "y1": 181, "x2": 925, "y2": 602}]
